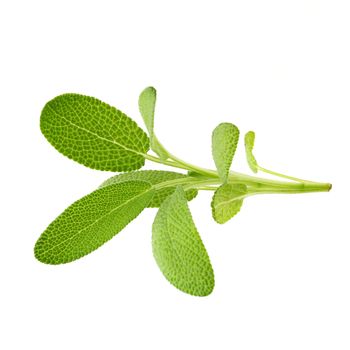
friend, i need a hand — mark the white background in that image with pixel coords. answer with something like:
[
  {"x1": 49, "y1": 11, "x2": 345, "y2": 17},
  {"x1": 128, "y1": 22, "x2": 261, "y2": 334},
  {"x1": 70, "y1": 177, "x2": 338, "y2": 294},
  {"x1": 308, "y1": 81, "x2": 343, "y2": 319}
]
[{"x1": 1, "y1": 1, "x2": 349, "y2": 349}]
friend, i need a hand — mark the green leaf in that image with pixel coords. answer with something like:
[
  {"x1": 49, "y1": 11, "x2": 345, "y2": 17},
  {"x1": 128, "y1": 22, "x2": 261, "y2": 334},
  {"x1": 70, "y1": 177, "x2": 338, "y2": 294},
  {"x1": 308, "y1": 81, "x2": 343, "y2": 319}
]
[
  {"x1": 40, "y1": 93, "x2": 150, "y2": 171},
  {"x1": 244, "y1": 131, "x2": 258, "y2": 173},
  {"x1": 211, "y1": 183, "x2": 248, "y2": 224},
  {"x1": 138, "y1": 87, "x2": 168, "y2": 160},
  {"x1": 152, "y1": 187, "x2": 215, "y2": 296},
  {"x1": 212, "y1": 123, "x2": 240, "y2": 182},
  {"x1": 100, "y1": 170, "x2": 198, "y2": 207},
  {"x1": 35, "y1": 181, "x2": 154, "y2": 264}
]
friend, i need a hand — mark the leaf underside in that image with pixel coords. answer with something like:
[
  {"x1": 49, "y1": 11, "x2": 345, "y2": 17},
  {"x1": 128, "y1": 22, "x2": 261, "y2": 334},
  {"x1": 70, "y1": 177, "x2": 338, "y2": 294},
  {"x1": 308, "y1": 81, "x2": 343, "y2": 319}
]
[
  {"x1": 35, "y1": 181, "x2": 154, "y2": 264},
  {"x1": 138, "y1": 87, "x2": 168, "y2": 160},
  {"x1": 211, "y1": 183, "x2": 248, "y2": 224},
  {"x1": 100, "y1": 170, "x2": 198, "y2": 207},
  {"x1": 152, "y1": 187, "x2": 215, "y2": 296},
  {"x1": 244, "y1": 131, "x2": 258, "y2": 173},
  {"x1": 212, "y1": 123, "x2": 240, "y2": 182},
  {"x1": 138, "y1": 87, "x2": 156, "y2": 140},
  {"x1": 40, "y1": 93, "x2": 150, "y2": 171}
]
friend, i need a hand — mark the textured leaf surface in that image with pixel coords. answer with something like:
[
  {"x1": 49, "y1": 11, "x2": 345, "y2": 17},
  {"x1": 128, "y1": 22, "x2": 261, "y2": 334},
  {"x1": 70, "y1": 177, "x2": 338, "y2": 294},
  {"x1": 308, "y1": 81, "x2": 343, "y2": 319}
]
[
  {"x1": 35, "y1": 181, "x2": 154, "y2": 264},
  {"x1": 244, "y1": 131, "x2": 258, "y2": 173},
  {"x1": 211, "y1": 183, "x2": 247, "y2": 224},
  {"x1": 138, "y1": 87, "x2": 168, "y2": 159},
  {"x1": 100, "y1": 170, "x2": 198, "y2": 207},
  {"x1": 152, "y1": 187, "x2": 214, "y2": 296},
  {"x1": 212, "y1": 123, "x2": 239, "y2": 182},
  {"x1": 41, "y1": 94, "x2": 150, "y2": 171},
  {"x1": 138, "y1": 87, "x2": 157, "y2": 141}
]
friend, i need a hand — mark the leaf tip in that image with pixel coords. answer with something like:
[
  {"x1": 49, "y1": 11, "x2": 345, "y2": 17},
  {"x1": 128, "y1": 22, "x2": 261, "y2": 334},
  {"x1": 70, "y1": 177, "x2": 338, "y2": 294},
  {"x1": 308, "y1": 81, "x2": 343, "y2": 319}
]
[
  {"x1": 139, "y1": 86, "x2": 157, "y2": 104},
  {"x1": 34, "y1": 237, "x2": 52, "y2": 265}
]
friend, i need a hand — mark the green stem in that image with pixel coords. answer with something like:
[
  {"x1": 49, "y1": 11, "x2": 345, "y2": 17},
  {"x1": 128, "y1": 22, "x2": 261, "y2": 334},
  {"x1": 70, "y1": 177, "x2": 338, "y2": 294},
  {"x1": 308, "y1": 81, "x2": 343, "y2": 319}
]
[
  {"x1": 258, "y1": 166, "x2": 315, "y2": 184},
  {"x1": 249, "y1": 182, "x2": 331, "y2": 195},
  {"x1": 182, "y1": 179, "x2": 222, "y2": 191},
  {"x1": 227, "y1": 170, "x2": 331, "y2": 190},
  {"x1": 144, "y1": 152, "x2": 331, "y2": 194},
  {"x1": 181, "y1": 178, "x2": 331, "y2": 195},
  {"x1": 166, "y1": 152, "x2": 218, "y2": 178},
  {"x1": 155, "y1": 178, "x2": 221, "y2": 191},
  {"x1": 193, "y1": 186, "x2": 217, "y2": 191},
  {"x1": 143, "y1": 153, "x2": 189, "y2": 170}
]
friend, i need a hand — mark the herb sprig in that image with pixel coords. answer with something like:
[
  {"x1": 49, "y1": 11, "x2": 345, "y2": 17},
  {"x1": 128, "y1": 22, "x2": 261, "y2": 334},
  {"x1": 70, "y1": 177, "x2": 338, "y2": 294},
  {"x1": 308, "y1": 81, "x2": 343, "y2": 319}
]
[{"x1": 35, "y1": 87, "x2": 331, "y2": 296}]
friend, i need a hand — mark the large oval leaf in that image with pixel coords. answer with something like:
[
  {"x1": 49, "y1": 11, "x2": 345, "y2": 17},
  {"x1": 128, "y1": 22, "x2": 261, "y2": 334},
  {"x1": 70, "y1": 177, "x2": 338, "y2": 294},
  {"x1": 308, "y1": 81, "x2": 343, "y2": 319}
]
[
  {"x1": 152, "y1": 187, "x2": 214, "y2": 296},
  {"x1": 100, "y1": 170, "x2": 198, "y2": 207},
  {"x1": 40, "y1": 94, "x2": 150, "y2": 171},
  {"x1": 35, "y1": 181, "x2": 154, "y2": 264}
]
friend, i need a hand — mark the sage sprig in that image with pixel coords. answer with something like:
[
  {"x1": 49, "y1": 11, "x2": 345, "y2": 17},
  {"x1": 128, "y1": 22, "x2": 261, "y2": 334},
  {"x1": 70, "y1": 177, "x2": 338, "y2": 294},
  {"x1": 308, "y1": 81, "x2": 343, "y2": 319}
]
[{"x1": 35, "y1": 87, "x2": 331, "y2": 296}]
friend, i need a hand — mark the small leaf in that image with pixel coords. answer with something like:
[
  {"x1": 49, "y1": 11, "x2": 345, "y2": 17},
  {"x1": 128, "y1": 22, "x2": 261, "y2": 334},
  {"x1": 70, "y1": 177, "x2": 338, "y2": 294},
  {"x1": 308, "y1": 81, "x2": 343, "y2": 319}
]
[
  {"x1": 35, "y1": 181, "x2": 154, "y2": 264},
  {"x1": 138, "y1": 87, "x2": 156, "y2": 141},
  {"x1": 100, "y1": 170, "x2": 198, "y2": 207},
  {"x1": 212, "y1": 123, "x2": 240, "y2": 182},
  {"x1": 41, "y1": 94, "x2": 150, "y2": 171},
  {"x1": 138, "y1": 87, "x2": 168, "y2": 159},
  {"x1": 211, "y1": 183, "x2": 248, "y2": 224},
  {"x1": 152, "y1": 187, "x2": 215, "y2": 296},
  {"x1": 244, "y1": 131, "x2": 258, "y2": 173}
]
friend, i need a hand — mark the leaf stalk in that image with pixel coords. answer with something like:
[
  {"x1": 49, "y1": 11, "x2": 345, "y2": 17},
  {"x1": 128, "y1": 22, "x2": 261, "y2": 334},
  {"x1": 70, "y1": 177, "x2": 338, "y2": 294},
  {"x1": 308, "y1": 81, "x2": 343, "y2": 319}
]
[{"x1": 146, "y1": 152, "x2": 331, "y2": 196}]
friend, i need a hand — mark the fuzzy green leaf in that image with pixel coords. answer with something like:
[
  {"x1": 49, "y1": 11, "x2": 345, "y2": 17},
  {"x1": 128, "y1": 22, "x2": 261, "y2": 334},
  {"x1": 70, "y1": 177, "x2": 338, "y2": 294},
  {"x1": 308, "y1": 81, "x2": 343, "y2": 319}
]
[
  {"x1": 152, "y1": 187, "x2": 215, "y2": 296},
  {"x1": 187, "y1": 171, "x2": 209, "y2": 178},
  {"x1": 138, "y1": 87, "x2": 156, "y2": 141},
  {"x1": 35, "y1": 181, "x2": 154, "y2": 264},
  {"x1": 211, "y1": 183, "x2": 247, "y2": 224},
  {"x1": 40, "y1": 93, "x2": 150, "y2": 171},
  {"x1": 100, "y1": 170, "x2": 198, "y2": 207},
  {"x1": 138, "y1": 87, "x2": 168, "y2": 160},
  {"x1": 244, "y1": 131, "x2": 258, "y2": 173},
  {"x1": 212, "y1": 123, "x2": 240, "y2": 182}
]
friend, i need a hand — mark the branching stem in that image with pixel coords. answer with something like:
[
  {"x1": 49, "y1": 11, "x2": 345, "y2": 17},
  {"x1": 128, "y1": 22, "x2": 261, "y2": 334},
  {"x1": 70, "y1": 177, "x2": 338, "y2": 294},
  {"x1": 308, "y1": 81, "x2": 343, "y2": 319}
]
[{"x1": 147, "y1": 151, "x2": 332, "y2": 196}]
